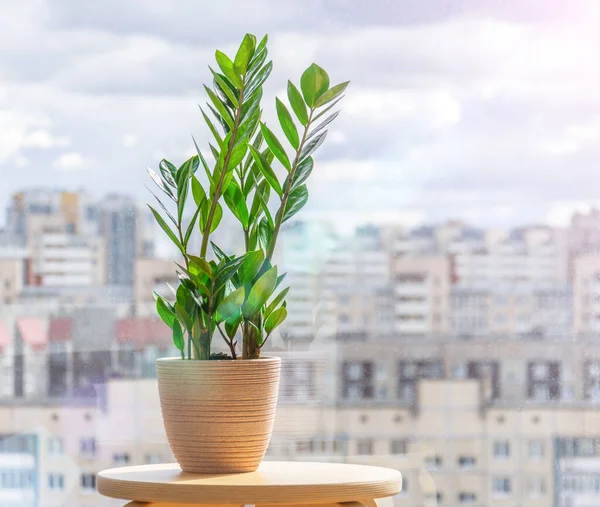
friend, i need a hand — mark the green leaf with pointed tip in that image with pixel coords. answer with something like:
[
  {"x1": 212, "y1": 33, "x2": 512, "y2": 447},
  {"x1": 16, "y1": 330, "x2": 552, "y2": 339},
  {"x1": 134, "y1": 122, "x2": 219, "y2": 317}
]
[
  {"x1": 192, "y1": 136, "x2": 214, "y2": 190},
  {"x1": 300, "y1": 63, "x2": 330, "y2": 107},
  {"x1": 249, "y1": 34, "x2": 268, "y2": 68},
  {"x1": 291, "y1": 157, "x2": 313, "y2": 191},
  {"x1": 250, "y1": 179, "x2": 270, "y2": 224},
  {"x1": 211, "y1": 202, "x2": 223, "y2": 233},
  {"x1": 191, "y1": 175, "x2": 205, "y2": 206},
  {"x1": 313, "y1": 95, "x2": 344, "y2": 122},
  {"x1": 306, "y1": 111, "x2": 339, "y2": 141},
  {"x1": 258, "y1": 217, "x2": 273, "y2": 251},
  {"x1": 183, "y1": 203, "x2": 202, "y2": 248},
  {"x1": 205, "y1": 85, "x2": 234, "y2": 130},
  {"x1": 248, "y1": 145, "x2": 282, "y2": 197},
  {"x1": 225, "y1": 313, "x2": 242, "y2": 339},
  {"x1": 243, "y1": 266, "x2": 278, "y2": 318},
  {"x1": 287, "y1": 81, "x2": 308, "y2": 126},
  {"x1": 246, "y1": 61, "x2": 273, "y2": 96},
  {"x1": 160, "y1": 159, "x2": 178, "y2": 179},
  {"x1": 315, "y1": 81, "x2": 349, "y2": 108},
  {"x1": 188, "y1": 256, "x2": 213, "y2": 279},
  {"x1": 260, "y1": 122, "x2": 290, "y2": 171},
  {"x1": 172, "y1": 320, "x2": 184, "y2": 351},
  {"x1": 211, "y1": 242, "x2": 229, "y2": 262},
  {"x1": 211, "y1": 69, "x2": 239, "y2": 108},
  {"x1": 265, "y1": 286, "x2": 290, "y2": 317},
  {"x1": 147, "y1": 188, "x2": 176, "y2": 225},
  {"x1": 275, "y1": 98, "x2": 299, "y2": 150},
  {"x1": 224, "y1": 180, "x2": 249, "y2": 228},
  {"x1": 148, "y1": 205, "x2": 183, "y2": 253},
  {"x1": 234, "y1": 34, "x2": 256, "y2": 75},
  {"x1": 265, "y1": 306, "x2": 287, "y2": 335},
  {"x1": 200, "y1": 106, "x2": 223, "y2": 147},
  {"x1": 239, "y1": 249, "x2": 265, "y2": 284},
  {"x1": 215, "y1": 286, "x2": 245, "y2": 322},
  {"x1": 283, "y1": 184, "x2": 309, "y2": 223},
  {"x1": 179, "y1": 155, "x2": 199, "y2": 176},
  {"x1": 215, "y1": 50, "x2": 243, "y2": 88},
  {"x1": 156, "y1": 294, "x2": 176, "y2": 329},
  {"x1": 300, "y1": 131, "x2": 327, "y2": 162},
  {"x1": 147, "y1": 167, "x2": 173, "y2": 198},
  {"x1": 228, "y1": 142, "x2": 248, "y2": 170}
]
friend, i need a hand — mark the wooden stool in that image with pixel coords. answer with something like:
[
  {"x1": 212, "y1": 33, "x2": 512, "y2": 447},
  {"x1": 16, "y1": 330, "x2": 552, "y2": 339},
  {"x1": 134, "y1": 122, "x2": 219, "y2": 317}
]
[{"x1": 97, "y1": 461, "x2": 402, "y2": 507}]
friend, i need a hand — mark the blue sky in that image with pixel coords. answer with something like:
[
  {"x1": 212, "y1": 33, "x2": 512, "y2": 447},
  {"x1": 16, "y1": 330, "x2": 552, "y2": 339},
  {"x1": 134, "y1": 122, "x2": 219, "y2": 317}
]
[{"x1": 2, "y1": 0, "x2": 600, "y2": 231}]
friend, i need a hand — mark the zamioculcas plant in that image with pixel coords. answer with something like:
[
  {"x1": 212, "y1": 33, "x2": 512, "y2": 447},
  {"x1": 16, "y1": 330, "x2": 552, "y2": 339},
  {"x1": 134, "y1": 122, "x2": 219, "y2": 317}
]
[{"x1": 148, "y1": 33, "x2": 348, "y2": 360}]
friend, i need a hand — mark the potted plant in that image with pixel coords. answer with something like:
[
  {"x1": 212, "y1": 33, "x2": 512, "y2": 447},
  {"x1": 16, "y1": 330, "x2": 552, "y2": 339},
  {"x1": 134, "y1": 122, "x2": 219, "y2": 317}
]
[{"x1": 148, "y1": 33, "x2": 348, "y2": 473}]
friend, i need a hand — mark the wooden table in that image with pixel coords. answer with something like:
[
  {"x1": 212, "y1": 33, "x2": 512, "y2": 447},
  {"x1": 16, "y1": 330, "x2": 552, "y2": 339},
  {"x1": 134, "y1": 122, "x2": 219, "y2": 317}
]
[{"x1": 97, "y1": 462, "x2": 402, "y2": 507}]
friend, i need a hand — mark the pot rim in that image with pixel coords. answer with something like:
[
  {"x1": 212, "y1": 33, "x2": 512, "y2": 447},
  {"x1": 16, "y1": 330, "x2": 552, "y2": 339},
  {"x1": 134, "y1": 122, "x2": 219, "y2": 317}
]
[{"x1": 156, "y1": 355, "x2": 281, "y2": 364}]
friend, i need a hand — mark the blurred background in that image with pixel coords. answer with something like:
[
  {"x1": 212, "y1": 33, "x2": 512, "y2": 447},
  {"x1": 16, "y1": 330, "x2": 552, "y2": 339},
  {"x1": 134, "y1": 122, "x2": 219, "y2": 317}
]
[{"x1": 2, "y1": 1, "x2": 600, "y2": 506}]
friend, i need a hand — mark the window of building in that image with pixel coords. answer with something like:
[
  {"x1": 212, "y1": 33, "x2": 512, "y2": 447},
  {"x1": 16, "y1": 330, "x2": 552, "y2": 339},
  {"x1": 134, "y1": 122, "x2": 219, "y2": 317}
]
[
  {"x1": 424, "y1": 455, "x2": 442, "y2": 469},
  {"x1": 584, "y1": 360, "x2": 600, "y2": 401},
  {"x1": 47, "y1": 437, "x2": 64, "y2": 455},
  {"x1": 527, "y1": 361, "x2": 560, "y2": 401},
  {"x1": 493, "y1": 440, "x2": 510, "y2": 459},
  {"x1": 342, "y1": 361, "x2": 374, "y2": 400},
  {"x1": 113, "y1": 452, "x2": 131, "y2": 465},
  {"x1": 457, "y1": 456, "x2": 476, "y2": 469},
  {"x1": 80, "y1": 473, "x2": 96, "y2": 491},
  {"x1": 390, "y1": 439, "x2": 407, "y2": 455},
  {"x1": 458, "y1": 492, "x2": 476, "y2": 503},
  {"x1": 492, "y1": 476, "x2": 511, "y2": 495},
  {"x1": 528, "y1": 476, "x2": 546, "y2": 496},
  {"x1": 397, "y1": 360, "x2": 443, "y2": 402},
  {"x1": 356, "y1": 438, "x2": 374, "y2": 455},
  {"x1": 79, "y1": 437, "x2": 96, "y2": 458},
  {"x1": 281, "y1": 361, "x2": 315, "y2": 401},
  {"x1": 528, "y1": 440, "x2": 545, "y2": 459},
  {"x1": 467, "y1": 361, "x2": 500, "y2": 399},
  {"x1": 48, "y1": 473, "x2": 65, "y2": 490}
]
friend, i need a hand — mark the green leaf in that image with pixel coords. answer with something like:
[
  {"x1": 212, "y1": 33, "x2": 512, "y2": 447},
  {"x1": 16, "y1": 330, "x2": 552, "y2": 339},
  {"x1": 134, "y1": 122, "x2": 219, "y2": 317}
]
[
  {"x1": 148, "y1": 205, "x2": 183, "y2": 253},
  {"x1": 246, "y1": 61, "x2": 273, "y2": 96},
  {"x1": 225, "y1": 312, "x2": 242, "y2": 339},
  {"x1": 205, "y1": 85, "x2": 234, "y2": 130},
  {"x1": 239, "y1": 249, "x2": 265, "y2": 284},
  {"x1": 313, "y1": 95, "x2": 344, "y2": 122},
  {"x1": 224, "y1": 180, "x2": 249, "y2": 228},
  {"x1": 249, "y1": 34, "x2": 268, "y2": 68},
  {"x1": 228, "y1": 142, "x2": 248, "y2": 170},
  {"x1": 258, "y1": 217, "x2": 273, "y2": 251},
  {"x1": 300, "y1": 131, "x2": 327, "y2": 162},
  {"x1": 156, "y1": 294, "x2": 176, "y2": 329},
  {"x1": 211, "y1": 69, "x2": 239, "y2": 108},
  {"x1": 147, "y1": 167, "x2": 174, "y2": 199},
  {"x1": 300, "y1": 63, "x2": 330, "y2": 107},
  {"x1": 211, "y1": 242, "x2": 229, "y2": 262},
  {"x1": 172, "y1": 320, "x2": 184, "y2": 352},
  {"x1": 191, "y1": 175, "x2": 205, "y2": 206},
  {"x1": 265, "y1": 306, "x2": 287, "y2": 335},
  {"x1": 183, "y1": 203, "x2": 202, "y2": 248},
  {"x1": 248, "y1": 145, "x2": 282, "y2": 197},
  {"x1": 283, "y1": 185, "x2": 309, "y2": 223},
  {"x1": 237, "y1": 106, "x2": 261, "y2": 144},
  {"x1": 200, "y1": 106, "x2": 223, "y2": 147},
  {"x1": 192, "y1": 136, "x2": 215, "y2": 190},
  {"x1": 234, "y1": 33, "x2": 256, "y2": 75},
  {"x1": 275, "y1": 98, "x2": 299, "y2": 150},
  {"x1": 265, "y1": 286, "x2": 290, "y2": 317},
  {"x1": 243, "y1": 266, "x2": 278, "y2": 318},
  {"x1": 147, "y1": 188, "x2": 176, "y2": 225},
  {"x1": 315, "y1": 81, "x2": 349, "y2": 108},
  {"x1": 159, "y1": 159, "x2": 178, "y2": 181},
  {"x1": 214, "y1": 254, "x2": 247, "y2": 291},
  {"x1": 241, "y1": 86, "x2": 262, "y2": 122},
  {"x1": 260, "y1": 122, "x2": 291, "y2": 171},
  {"x1": 188, "y1": 256, "x2": 213, "y2": 279},
  {"x1": 306, "y1": 111, "x2": 339, "y2": 141},
  {"x1": 249, "y1": 179, "x2": 271, "y2": 224},
  {"x1": 291, "y1": 157, "x2": 313, "y2": 191},
  {"x1": 179, "y1": 155, "x2": 199, "y2": 176},
  {"x1": 287, "y1": 81, "x2": 308, "y2": 126},
  {"x1": 215, "y1": 50, "x2": 243, "y2": 88},
  {"x1": 211, "y1": 202, "x2": 223, "y2": 233},
  {"x1": 215, "y1": 286, "x2": 245, "y2": 322}
]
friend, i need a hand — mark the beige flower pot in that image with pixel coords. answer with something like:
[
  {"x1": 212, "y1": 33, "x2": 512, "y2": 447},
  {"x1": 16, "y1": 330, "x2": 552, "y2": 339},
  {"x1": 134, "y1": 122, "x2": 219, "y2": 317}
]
[{"x1": 156, "y1": 356, "x2": 281, "y2": 474}]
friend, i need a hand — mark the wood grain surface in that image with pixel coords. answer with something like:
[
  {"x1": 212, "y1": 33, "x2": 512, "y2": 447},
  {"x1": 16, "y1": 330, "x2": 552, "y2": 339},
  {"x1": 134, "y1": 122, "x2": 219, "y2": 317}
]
[{"x1": 98, "y1": 462, "x2": 402, "y2": 505}]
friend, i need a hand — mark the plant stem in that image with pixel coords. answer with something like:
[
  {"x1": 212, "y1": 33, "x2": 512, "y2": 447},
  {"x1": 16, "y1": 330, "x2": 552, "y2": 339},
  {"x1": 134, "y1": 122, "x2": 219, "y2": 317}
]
[
  {"x1": 266, "y1": 108, "x2": 314, "y2": 261},
  {"x1": 200, "y1": 88, "x2": 246, "y2": 258},
  {"x1": 217, "y1": 324, "x2": 237, "y2": 359}
]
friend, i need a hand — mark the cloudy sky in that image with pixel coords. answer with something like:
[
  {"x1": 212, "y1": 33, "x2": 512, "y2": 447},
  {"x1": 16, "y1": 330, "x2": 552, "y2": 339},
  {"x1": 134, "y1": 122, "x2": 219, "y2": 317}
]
[{"x1": 2, "y1": 0, "x2": 600, "y2": 231}]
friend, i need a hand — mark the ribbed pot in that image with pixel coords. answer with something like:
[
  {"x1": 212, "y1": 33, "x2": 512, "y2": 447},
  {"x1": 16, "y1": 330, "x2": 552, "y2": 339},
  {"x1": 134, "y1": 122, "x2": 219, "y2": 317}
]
[{"x1": 156, "y1": 356, "x2": 281, "y2": 474}]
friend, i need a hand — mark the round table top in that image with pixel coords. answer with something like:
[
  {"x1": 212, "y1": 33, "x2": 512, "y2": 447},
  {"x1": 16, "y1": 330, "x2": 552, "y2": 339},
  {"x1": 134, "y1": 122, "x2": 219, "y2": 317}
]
[{"x1": 97, "y1": 462, "x2": 402, "y2": 504}]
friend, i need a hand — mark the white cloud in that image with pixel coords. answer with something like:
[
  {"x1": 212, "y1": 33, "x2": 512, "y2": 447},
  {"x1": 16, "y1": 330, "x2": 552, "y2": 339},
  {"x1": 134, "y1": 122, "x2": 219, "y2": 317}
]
[
  {"x1": 123, "y1": 133, "x2": 138, "y2": 148},
  {"x1": 14, "y1": 154, "x2": 29, "y2": 167},
  {"x1": 53, "y1": 152, "x2": 87, "y2": 170},
  {"x1": 22, "y1": 128, "x2": 70, "y2": 149}
]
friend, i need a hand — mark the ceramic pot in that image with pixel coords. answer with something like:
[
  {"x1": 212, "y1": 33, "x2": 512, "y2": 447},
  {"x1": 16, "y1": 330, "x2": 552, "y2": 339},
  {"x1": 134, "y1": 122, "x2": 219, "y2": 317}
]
[{"x1": 156, "y1": 356, "x2": 281, "y2": 473}]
